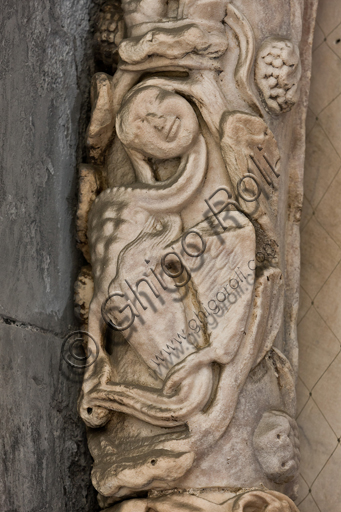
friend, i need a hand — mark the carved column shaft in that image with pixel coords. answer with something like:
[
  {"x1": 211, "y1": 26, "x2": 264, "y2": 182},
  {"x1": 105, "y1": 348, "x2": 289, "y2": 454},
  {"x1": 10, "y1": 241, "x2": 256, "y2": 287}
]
[{"x1": 74, "y1": 1, "x2": 318, "y2": 510}]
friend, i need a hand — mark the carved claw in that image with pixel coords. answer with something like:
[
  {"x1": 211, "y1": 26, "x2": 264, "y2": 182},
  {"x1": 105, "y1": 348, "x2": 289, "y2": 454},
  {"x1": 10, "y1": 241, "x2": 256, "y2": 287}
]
[
  {"x1": 78, "y1": 364, "x2": 213, "y2": 428},
  {"x1": 78, "y1": 386, "x2": 113, "y2": 428},
  {"x1": 79, "y1": 398, "x2": 112, "y2": 429},
  {"x1": 78, "y1": 354, "x2": 114, "y2": 428},
  {"x1": 163, "y1": 350, "x2": 211, "y2": 396}
]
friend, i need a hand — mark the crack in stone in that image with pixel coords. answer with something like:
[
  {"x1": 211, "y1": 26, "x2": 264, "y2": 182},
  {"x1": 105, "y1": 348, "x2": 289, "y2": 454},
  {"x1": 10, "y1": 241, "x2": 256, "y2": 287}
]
[{"x1": 0, "y1": 314, "x2": 63, "y2": 338}]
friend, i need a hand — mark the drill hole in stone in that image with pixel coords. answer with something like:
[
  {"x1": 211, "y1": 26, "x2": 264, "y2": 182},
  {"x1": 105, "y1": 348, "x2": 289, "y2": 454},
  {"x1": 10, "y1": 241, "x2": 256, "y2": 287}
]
[
  {"x1": 150, "y1": 459, "x2": 157, "y2": 466},
  {"x1": 87, "y1": 407, "x2": 93, "y2": 415}
]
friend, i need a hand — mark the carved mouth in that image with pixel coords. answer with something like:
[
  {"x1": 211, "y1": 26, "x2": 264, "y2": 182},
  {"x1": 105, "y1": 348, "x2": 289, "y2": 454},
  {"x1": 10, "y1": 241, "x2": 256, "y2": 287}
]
[{"x1": 166, "y1": 116, "x2": 181, "y2": 142}]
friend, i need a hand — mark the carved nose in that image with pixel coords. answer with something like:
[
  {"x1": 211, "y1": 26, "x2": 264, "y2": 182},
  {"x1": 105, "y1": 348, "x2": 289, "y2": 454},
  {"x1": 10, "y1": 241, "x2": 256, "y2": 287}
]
[{"x1": 149, "y1": 115, "x2": 167, "y2": 132}]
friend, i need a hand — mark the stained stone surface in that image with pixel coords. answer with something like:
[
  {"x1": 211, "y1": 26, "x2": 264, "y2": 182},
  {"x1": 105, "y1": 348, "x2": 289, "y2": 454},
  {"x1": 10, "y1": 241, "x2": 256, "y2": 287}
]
[
  {"x1": 0, "y1": 0, "x2": 100, "y2": 511},
  {"x1": 0, "y1": 0, "x2": 94, "y2": 333},
  {"x1": 0, "y1": 322, "x2": 99, "y2": 512}
]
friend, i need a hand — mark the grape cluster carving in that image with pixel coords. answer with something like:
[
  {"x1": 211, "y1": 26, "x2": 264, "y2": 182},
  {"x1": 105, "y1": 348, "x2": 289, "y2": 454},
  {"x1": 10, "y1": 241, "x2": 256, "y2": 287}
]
[{"x1": 255, "y1": 38, "x2": 302, "y2": 115}]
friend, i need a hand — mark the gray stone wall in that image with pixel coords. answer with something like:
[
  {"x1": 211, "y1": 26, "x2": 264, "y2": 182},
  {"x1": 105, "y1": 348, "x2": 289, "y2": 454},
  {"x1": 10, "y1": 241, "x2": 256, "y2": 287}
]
[{"x1": 0, "y1": 1, "x2": 100, "y2": 510}]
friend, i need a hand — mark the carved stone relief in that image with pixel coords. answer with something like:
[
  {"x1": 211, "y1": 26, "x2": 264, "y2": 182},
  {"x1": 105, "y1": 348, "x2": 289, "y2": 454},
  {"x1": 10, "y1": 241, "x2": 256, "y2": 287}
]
[
  {"x1": 73, "y1": 1, "x2": 318, "y2": 510},
  {"x1": 255, "y1": 37, "x2": 302, "y2": 115}
]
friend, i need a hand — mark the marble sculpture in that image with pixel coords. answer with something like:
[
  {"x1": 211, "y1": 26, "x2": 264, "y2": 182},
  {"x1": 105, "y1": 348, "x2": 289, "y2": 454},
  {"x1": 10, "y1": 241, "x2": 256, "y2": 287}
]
[{"x1": 73, "y1": 1, "x2": 317, "y2": 510}]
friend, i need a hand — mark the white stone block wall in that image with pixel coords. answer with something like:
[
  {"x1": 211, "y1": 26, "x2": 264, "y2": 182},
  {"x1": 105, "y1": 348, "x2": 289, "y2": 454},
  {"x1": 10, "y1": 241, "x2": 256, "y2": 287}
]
[{"x1": 297, "y1": 1, "x2": 341, "y2": 510}]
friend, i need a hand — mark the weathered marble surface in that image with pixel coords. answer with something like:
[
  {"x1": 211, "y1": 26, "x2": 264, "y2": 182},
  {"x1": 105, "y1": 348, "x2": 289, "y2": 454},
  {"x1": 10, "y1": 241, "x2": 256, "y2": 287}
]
[
  {"x1": 75, "y1": 1, "x2": 318, "y2": 510},
  {"x1": 297, "y1": 1, "x2": 341, "y2": 511}
]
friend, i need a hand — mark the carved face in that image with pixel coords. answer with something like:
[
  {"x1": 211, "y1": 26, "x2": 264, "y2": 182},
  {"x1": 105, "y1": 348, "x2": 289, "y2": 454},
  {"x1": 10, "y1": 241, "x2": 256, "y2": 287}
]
[
  {"x1": 116, "y1": 86, "x2": 200, "y2": 159},
  {"x1": 253, "y1": 411, "x2": 299, "y2": 484}
]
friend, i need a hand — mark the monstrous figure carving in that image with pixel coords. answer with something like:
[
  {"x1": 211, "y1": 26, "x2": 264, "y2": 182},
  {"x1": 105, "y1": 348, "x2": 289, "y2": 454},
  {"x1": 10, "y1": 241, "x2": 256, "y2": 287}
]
[{"x1": 73, "y1": 1, "x2": 317, "y2": 510}]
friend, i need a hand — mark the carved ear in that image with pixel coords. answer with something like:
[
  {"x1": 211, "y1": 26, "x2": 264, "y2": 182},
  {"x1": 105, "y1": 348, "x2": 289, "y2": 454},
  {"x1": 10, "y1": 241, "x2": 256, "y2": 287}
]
[{"x1": 232, "y1": 491, "x2": 292, "y2": 512}]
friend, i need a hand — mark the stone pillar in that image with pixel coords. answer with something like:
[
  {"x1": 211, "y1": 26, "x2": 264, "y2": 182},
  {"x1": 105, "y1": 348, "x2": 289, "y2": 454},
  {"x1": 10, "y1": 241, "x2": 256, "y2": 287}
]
[
  {"x1": 0, "y1": 1, "x2": 99, "y2": 510},
  {"x1": 74, "y1": 1, "x2": 318, "y2": 511}
]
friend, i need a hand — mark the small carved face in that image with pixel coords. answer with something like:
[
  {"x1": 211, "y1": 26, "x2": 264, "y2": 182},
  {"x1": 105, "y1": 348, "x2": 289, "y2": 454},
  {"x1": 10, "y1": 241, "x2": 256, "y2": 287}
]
[
  {"x1": 253, "y1": 411, "x2": 300, "y2": 484},
  {"x1": 116, "y1": 86, "x2": 200, "y2": 159}
]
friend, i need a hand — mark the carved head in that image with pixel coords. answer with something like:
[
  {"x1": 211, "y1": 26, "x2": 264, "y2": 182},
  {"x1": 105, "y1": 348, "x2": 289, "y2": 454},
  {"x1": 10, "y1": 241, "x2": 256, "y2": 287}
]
[
  {"x1": 253, "y1": 411, "x2": 300, "y2": 484},
  {"x1": 116, "y1": 85, "x2": 200, "y2": 159}
]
